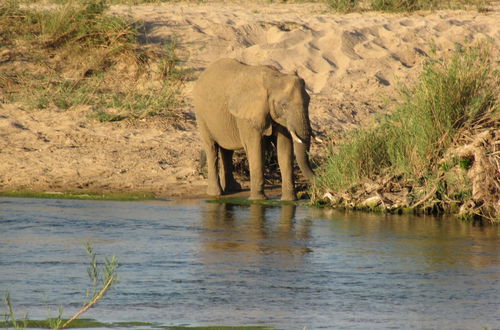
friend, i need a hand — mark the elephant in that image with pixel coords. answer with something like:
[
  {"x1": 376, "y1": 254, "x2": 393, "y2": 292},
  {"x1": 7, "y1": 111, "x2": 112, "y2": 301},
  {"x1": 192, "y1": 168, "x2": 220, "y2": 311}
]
[{"x1": 193, "y1": 58, "x2": 315, "y2": 201}]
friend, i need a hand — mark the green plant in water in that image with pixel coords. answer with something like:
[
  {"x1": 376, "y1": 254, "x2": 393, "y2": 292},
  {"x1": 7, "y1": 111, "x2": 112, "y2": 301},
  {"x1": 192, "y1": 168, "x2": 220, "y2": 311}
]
[
  {"x1": 2, "y1": 243, "x2": 118, "y2": 330},
  {"x1": 3, "y1": 293, "x2": 28, "y2": 330},
  {"x1": 58, "y1": 243, "x2": 118, "y2": 329}
]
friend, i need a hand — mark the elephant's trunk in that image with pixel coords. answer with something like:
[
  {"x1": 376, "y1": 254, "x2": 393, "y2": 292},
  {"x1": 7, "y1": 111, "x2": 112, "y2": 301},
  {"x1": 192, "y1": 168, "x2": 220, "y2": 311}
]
[
  {"x1": 287, "y1": 109, "x2": 315, "y2": 182},
  {"x1": 293, "y1": 139, "x2": 315, "y2": 182}
]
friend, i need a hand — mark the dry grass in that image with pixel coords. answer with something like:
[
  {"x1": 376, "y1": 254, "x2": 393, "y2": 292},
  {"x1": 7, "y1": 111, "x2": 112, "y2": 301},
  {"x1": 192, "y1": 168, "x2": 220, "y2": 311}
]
[
  {"x1": 324, "y1": 0, "x2": 495, "y2": 12},
  {"x1": 0, "y1": 0, "x2": 186, "y2": 120}
]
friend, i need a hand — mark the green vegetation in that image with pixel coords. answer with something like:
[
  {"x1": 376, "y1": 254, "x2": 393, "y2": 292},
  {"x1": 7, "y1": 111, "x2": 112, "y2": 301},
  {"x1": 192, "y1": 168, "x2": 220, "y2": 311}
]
[
  {"x1": 324, "y1": 0, "x2": 493, "y2": 12},
  {"x1": 0, "y1": 0, "x2": 186, "y2": 120},
  {"x1": 0, "y1": 190, "x2": 155, "y2": 200},
  {"x1": 1, "y1": 318, "x2": 82, "y2": 329},
  {"x1": 324, "y1": 0, "x2": 358, "y2": 12},
  {"x1": 0, "y1": 321, "x2": 271, "y2": 329},
  {"x1": 313, "y1": 42, "x2": 498, "y2": 222},
  {"x1": 17, "y1": 0, "x2": 494, "y2": 11},
  {"x1": 2, "y1": 244, "x2": 118, "y2": 330}
]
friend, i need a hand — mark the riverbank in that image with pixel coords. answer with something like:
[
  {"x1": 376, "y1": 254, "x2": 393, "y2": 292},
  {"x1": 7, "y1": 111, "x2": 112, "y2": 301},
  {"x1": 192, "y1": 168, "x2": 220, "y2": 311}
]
[
  {"x1": 312, "y1": 43, "x2": 499, "y2": 223},
  {"x1": 1, "y1": 1, "x2": 498, "y2": 215}
]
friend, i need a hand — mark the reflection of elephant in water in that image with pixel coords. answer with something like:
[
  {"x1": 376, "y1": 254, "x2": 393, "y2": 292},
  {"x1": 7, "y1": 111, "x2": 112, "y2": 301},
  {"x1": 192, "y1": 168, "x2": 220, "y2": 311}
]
[
  {"x1": 202, "y1": 203, "x2": 312, "y2": 255},
  {"x1": 193, "y1": 58, "x2": 315, "y2": 201}
]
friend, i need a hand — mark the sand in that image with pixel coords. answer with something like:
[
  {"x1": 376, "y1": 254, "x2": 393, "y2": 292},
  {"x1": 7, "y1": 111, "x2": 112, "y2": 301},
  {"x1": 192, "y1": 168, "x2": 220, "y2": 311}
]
[{"x1": 1, "y1": 2, "x2": 499, "y2": 198}]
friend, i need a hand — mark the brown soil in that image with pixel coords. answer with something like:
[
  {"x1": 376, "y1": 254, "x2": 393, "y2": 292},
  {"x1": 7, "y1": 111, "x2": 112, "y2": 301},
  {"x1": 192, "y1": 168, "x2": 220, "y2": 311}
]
[{"x1": 1, "y1": 2, "x2": 499, "y2": 199}]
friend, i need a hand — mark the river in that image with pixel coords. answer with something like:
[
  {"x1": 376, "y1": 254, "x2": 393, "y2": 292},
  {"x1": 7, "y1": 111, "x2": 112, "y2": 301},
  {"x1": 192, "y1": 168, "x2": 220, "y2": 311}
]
[{"x1": 1, "y1": 197, "x2": 499, "y2": 329}]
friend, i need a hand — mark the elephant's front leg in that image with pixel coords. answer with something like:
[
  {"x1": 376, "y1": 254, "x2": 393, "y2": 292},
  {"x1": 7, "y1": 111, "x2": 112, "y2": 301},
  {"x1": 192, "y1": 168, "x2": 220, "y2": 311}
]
[
  {"x1": 277, "y1": 127, "x2": 297, "y2": 201},
  {"x1": 239, "y1": 123, "x2": 266, "y2": 200}
]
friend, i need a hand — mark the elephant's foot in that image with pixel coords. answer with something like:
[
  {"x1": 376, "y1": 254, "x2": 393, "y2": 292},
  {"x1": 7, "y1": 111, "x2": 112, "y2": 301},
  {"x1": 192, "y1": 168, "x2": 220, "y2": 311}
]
[
  {"x1": 206, "y1": 184, "x2": 222, "y2": 197},
  {"x1": 281, "y1": 191, "x2": 297, "y2": 201},
  {"x1": 249, "y1": 191, "x2": 267, "y2": 201}
]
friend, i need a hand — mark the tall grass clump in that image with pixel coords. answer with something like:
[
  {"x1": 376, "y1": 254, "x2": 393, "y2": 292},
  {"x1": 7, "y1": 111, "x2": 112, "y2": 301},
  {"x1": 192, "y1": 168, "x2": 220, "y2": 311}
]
[
  {"x1": 324, "y1": 0, "x2": 358, "y2": 12},
  {"x1": 324, "y1": 0, "x2": 494, "y2": 12},
  {"x1": 0, "y1": 0, "x2": 185, "y2": 119},
  {"x1": 370, "y1": 0, "x2": 437, "y2": 11},
  {"x1": 316, "y1": 42, "x2": 498, "y2": 194}
]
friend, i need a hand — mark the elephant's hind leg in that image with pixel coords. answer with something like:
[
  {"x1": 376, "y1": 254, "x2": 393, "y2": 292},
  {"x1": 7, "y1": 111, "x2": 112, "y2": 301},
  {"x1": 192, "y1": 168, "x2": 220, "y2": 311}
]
[
  {"x1": 198, "y1": 122, "x2": 222, "y2": 196},
  {"x1": 219, "y1": 148, "x2": 242, "y2": 193}
]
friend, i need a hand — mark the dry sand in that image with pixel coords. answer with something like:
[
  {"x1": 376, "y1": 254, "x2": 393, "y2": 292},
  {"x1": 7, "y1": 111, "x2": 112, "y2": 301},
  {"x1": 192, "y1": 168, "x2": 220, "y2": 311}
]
[{"x1": 1, "y1": 2, "x2": 499, "y2": 198}]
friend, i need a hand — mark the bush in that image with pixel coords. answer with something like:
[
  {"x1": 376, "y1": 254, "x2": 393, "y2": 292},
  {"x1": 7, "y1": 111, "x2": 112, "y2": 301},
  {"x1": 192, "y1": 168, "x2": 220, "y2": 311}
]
[{"x1": 316, "y1": 42, "x2": 498, "y2": 193}]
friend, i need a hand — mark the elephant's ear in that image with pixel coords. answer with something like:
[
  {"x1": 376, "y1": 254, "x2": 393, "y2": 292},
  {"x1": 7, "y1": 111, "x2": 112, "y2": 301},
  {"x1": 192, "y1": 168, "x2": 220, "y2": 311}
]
[{"x1": 228, "y1": 85, "x2": 272, "y2": 135}]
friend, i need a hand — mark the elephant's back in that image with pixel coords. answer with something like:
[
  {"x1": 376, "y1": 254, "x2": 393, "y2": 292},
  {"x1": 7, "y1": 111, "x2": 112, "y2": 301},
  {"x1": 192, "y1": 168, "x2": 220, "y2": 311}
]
[
  {"x1": 194, "y1": 59, "x2": 244, "y2": 95},
  {"x1": 194, "y1": 59, "x2": 238, "y2": 110},
  {"x1": 193, "y1": 59, "x2": 244, "y2": 150}
]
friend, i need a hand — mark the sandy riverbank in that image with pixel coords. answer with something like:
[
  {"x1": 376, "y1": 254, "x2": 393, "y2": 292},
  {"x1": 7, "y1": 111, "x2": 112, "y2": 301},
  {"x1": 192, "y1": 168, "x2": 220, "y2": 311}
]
[{"x1": 1, "y1": 2, "x2": 498, "y2": 198}]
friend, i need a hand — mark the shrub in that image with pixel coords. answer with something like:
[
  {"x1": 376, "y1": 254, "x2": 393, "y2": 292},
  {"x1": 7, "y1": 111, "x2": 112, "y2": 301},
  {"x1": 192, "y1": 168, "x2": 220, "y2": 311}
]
[{"x1": 316, "y1": 42, "x2": 498, "y2": 193}]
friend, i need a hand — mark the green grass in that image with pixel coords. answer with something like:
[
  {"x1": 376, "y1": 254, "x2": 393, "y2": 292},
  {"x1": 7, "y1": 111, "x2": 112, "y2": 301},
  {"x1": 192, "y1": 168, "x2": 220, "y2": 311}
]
[
  {"x1": 0, "y1": 320, "x2": 272, "y2": 329},
  {"x1": 0, "y1": 318, "x2": 121, "y2": 328},
  {"x1": 315, "y1": 42, "x2": 498, "y2": 199},
  {"x1": 16, "y1": 0, "x2": 495, "y2": 11},
  {"x1": 0, "y1": 190, "x2": 156, "y2": 200},
  {"x1": 324, "y1": 0, "x2": 494, "y2": 12},
  {"x1": 0, "y1": 0, "x2": 185, "y2": 120},
  {"x1": 324, "y1": 0, "x2": 358, "y2": 12}
]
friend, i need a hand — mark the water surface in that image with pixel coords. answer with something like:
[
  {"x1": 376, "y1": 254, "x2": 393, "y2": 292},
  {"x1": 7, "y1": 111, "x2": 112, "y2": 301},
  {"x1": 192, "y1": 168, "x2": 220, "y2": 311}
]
[{"x1": 1, "y1": 197, "x2": 499, "y2": 329}]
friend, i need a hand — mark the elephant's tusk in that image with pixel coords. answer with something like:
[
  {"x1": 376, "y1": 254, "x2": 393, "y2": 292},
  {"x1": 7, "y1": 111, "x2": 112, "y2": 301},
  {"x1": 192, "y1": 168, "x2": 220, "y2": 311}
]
[{"x1": 290, "y1": 130, "x2": 303, "y2": 144}]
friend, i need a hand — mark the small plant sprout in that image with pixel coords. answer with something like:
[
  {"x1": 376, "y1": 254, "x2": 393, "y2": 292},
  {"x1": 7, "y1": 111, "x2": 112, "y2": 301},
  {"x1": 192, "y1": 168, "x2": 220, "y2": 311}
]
[
  {"x1": 2, "y1": 243, "x2": 118, "y2": 330},
  {"x1": 59, "y1": 243, "x2": 118, "y2": 329},
  {"x1": 47, "y1": 304, "x2": 63, "y2": 330},
  {"x1": 3, "y1": 293, "x2": 28, "y2": 330}
]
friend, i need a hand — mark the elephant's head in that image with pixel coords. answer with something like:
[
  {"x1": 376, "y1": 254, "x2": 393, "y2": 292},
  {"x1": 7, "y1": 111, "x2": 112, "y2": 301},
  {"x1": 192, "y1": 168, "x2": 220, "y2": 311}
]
[
  {"x1": 228, "y1": 65, "x2": 315, "y2": 182},
  {"x1": 265, "y1": 71, "x2": 315, "y2": 182}
]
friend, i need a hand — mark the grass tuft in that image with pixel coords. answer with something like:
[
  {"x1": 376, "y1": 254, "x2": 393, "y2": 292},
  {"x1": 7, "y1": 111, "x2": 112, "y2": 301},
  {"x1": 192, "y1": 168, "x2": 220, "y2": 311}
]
[
  {"x1": 0, "y1": 0, "x2": 185, "y2": 119},
  {"x1": 324, "y1": 0, "x2": 358, "y2": 12},
  {"x1": 324, "y1": 0, "x2": 494, "y2": 12}
]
